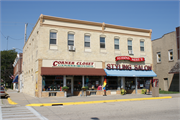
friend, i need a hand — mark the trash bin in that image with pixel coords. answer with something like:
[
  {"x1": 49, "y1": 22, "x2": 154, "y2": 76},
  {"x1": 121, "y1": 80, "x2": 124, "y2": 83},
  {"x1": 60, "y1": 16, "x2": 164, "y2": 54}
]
[{"x1": 152, "y1": 79, "x2": 159, "y2": 97}]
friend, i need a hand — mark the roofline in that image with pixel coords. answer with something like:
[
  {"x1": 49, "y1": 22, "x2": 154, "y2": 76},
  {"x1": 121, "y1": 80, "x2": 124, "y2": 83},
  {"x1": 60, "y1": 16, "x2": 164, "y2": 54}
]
[
  {"x1": 42, "y1": 14, "x2": 151, "y2": 33},
  {"x1": 152, "y1": 31, "x2": 175, "y2": 41},
  {"x1": 24, "y1": 14, "x2": 152, "y2": 49}
]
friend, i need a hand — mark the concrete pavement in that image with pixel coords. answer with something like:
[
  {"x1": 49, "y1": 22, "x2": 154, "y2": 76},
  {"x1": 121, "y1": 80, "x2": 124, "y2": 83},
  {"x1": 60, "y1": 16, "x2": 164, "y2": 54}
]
[{"x1": 2, "y1": 89, "x2": 180, "y2": 106}]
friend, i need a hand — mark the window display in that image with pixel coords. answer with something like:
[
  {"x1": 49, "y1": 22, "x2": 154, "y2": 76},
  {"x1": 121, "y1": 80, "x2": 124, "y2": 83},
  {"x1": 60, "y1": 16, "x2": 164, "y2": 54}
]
[
  {"x1": 85, "y1": 76, "x2": 101, "y2": 90},
  {"x1": 42, "y1": 76, "x2": 63, "y2": 91},
  {"x1": 106, "y1": 77, "x2": 119, "y2": 90},
  {"x1": 125, "y1": 77, "x2": 135, "y2": 90}
]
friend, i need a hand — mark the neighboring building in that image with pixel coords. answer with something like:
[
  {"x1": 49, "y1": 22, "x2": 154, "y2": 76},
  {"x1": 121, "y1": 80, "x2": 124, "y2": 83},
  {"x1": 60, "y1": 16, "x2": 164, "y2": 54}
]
[
  {"x1": 23, "y1": 14, "x2": 156, "y2": 97},
  {"x1": 12, "y1": 53, "x2": 23, "y2": 92},
  {"x1": 152, "y1": 27, "x2": 179, "y2": 92}
]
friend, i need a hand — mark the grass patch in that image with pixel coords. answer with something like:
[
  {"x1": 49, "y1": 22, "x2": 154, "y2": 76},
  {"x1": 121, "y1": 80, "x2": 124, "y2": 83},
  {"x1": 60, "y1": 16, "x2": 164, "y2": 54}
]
[{"x1": 159, "y1": 90, "x2": 180, "y2": 94}]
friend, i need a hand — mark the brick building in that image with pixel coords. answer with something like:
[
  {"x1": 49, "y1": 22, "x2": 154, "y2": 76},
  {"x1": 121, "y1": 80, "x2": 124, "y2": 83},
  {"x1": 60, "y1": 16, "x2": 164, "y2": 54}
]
[{"x1": 12, "y1": 53, "x2": 23, "y2": 92}]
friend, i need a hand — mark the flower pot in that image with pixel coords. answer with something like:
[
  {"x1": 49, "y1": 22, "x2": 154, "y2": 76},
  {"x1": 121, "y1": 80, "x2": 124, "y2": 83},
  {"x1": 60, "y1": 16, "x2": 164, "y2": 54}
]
[
  {"x1": 82, "y1": 88, "x2": 87, "y2": 91},
  {"x1": 63, "y1": 89, "x2": 68, "y2": 92}
]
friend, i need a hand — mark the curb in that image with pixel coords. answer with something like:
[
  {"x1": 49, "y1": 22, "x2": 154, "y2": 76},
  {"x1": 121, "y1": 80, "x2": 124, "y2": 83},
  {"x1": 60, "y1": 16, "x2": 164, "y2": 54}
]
[
  {"x1": 26, "y1": 96, "x2": 172, "y2": 107},
  {"x1": 7, "y1": 98, "x2": 18, "y2": 105}
]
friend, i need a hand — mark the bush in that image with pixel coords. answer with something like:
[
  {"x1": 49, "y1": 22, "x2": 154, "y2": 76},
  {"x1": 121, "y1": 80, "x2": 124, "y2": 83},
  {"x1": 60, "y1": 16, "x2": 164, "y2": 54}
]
[
  {"x1": 62, "y1": 86, "x2": 69, "y2": 90},
  {"x1": 121, "y1": 88, "x2": 126, "y2": 95},
  {"x1": 82, "y1": 86, "x2": 88, "y2": 89},
  {"x1": 141, "y1": 89, "x2": 147, "y2": 94}
]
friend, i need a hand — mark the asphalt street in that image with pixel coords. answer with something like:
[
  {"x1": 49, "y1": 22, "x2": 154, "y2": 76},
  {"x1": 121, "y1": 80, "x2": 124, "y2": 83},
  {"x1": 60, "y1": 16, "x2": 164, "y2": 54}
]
[
  {"x1": 0, "y1": 89, "x2": 180, "y2": 120},
  {"x1": 31, "y1": 97, "x2": 180, "y2": 120}
]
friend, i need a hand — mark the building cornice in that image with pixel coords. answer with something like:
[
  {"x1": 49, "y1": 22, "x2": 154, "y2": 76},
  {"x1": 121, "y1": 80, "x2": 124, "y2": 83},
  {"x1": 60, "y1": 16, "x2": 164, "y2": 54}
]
[{"x1": 42, "y1": 14, "x2": 151, "y2": 33}]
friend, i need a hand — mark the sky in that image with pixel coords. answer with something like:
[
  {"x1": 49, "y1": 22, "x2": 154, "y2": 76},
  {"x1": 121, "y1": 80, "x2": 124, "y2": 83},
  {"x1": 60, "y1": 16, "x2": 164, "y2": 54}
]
[{"x1": 0, "y1": 1, "x2": 179, "y2": 52}]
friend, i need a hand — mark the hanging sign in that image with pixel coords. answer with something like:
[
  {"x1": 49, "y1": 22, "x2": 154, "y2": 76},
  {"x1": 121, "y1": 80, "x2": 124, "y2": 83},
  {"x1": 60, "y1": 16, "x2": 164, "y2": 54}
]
[{"x1": 115, "y1": 56, "x2": 145, "y2": 62}]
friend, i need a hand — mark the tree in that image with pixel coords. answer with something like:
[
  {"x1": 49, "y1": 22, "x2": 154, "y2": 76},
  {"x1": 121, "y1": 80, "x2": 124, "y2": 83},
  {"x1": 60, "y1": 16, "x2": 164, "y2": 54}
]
[{"x1": 1, "y1": 50, "x2": 17, "y2": 87}]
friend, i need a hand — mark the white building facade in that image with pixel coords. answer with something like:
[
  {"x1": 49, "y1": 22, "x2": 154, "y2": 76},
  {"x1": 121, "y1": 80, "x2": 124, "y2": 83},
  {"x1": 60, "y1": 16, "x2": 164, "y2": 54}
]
[{"x1": 22, "y1": 14, "x2": 156, "y2": 97}]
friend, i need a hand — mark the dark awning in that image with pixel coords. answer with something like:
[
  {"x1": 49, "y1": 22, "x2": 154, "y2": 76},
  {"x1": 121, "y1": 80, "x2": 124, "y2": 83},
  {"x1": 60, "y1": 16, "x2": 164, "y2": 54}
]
[
  {"x1": 12, "y1": 75, "x2": 18, "y2": 83},
  {"x1": 169, "y1": 61, "x2": 180, "y2": 74},
  {"x1": 41, "y1": 67, "x2": 106, "y2": 76}
]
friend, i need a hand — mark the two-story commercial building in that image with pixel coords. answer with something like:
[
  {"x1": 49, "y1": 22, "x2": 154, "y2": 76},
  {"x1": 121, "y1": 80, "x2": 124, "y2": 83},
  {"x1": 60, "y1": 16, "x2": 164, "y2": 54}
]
[{"x1": 22, "y1": 14, "x2": 156, "y2": 97}]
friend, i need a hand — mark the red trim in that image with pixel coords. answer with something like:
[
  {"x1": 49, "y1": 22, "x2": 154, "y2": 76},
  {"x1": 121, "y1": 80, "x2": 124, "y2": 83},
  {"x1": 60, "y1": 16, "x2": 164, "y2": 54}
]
[{"x1": 115, "y1": 56, "x2": 145, "y2": 62}]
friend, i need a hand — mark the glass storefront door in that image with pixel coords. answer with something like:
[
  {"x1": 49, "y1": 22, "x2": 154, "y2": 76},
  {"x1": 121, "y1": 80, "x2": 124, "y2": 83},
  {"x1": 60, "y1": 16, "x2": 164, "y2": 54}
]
[{"x1": 66, "y1": 77, "x2": 73, "y2": 96}]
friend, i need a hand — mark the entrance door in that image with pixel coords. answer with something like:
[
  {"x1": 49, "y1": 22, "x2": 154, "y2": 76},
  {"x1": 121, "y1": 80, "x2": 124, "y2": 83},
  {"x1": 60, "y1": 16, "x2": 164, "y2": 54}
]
[{"x1": 66, "y1": 77, "x2": 73, "y2": 96}]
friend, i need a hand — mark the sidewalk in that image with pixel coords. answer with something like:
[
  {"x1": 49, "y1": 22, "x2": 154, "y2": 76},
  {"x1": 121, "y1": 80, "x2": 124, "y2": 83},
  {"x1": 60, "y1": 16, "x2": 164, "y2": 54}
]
[{"x1": 3, "y1": 89, "x2": 180, "y2": 106}]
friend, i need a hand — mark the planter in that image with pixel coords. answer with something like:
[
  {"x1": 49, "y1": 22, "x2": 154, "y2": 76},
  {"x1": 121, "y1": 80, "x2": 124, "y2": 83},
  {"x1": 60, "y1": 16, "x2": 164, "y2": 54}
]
[
  {"x1": 63, "y1": 89, "x2": 69, "y2": 92},
  {"x1": 82, "y1": 88, "x2": 87, "y2": 91}
]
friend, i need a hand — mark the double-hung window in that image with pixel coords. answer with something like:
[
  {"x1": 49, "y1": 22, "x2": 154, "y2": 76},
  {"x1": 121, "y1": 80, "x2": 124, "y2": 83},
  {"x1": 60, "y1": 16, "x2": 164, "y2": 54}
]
[
  {"x1": 50, "y1": 32, "x2": 57, "y2": 44},
  {"x1": 84, "y1": 35, "x2": 90, "y2": 47},
  {"x1": 128, "y1": 40, "x2": 132, "y2": 50},
  {"x1": 114, "y1": 39, "x2": 119, "y2": 49},
  {"x1": 157, "y1": 52, "x2": 161, "y2": 63},
  {"x1": 68, "y1": 34, "x2": 74, "y2": 46},
  {"x1": 168, "y1": 49, "x2": 173, "y2": 61},
  {"x1": 140, "y1": 41, "x2": 144, "y2": 51},
  {"x1": 100, "y1": 37, "x2": 105, "y2": 48}
]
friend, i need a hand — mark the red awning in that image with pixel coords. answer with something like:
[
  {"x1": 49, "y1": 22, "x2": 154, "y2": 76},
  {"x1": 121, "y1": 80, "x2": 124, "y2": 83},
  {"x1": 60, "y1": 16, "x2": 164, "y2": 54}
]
[{"x1": 41, "y1": 67, "x2": 106, "y2": 76}]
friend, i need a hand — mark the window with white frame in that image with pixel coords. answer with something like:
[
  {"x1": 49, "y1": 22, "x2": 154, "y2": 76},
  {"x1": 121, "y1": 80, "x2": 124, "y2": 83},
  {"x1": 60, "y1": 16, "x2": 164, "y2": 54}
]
[
  {"x1": 140, "y1": 41, "x2": 144, "y2": 51},
  {"x1": 84, "y1": 35, "x2": 90, "y2": 47},
  {"x1": 157, "y1": 52, "x2": 161, "y2": 63},
  {"x1": 168, "y1": 49, "x2": 173, "y2": 61},
  {"x1": 128, "y1": 40, "x2": 132, "y2": 50},
  {"x1": 100, "y1": 37, "x2": 105, "y2": 48},
  {"x1": 68, "y1": 34, "x2": 74, "y2": 46},
  {"x1": 50, "y1": 32, "x2": 57, "y2": 44},
  {"x1": 114, "y1": 39, "x2": 119, "y2": 49}
]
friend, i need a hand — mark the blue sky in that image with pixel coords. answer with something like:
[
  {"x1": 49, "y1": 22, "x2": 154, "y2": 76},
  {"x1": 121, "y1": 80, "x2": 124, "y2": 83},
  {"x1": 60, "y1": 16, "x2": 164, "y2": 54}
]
[{"x1": 0, "y1": 1, "x2": 179, "y2": 52}]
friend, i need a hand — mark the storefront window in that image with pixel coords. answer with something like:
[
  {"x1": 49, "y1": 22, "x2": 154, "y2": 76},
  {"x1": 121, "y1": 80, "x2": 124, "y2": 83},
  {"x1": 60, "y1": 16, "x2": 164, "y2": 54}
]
[
  {"x1": 125, "y1": 77, "x2": 135, "y2": 90},
  {"x1": 86, "y1": 76, "x2": 101, "y2": 90},
  {"x1": 42, "y1": 76, "x2": 63, "y2": 91},
  {"x1": 137, "y1": 77, "x2": 152, "y2": 89},
  {"x1": 106, "y1": 77, "x2": 119, "y2": 90},
  {"x1": 74, "y1": 76, "x2": 82, "y2": 91}
]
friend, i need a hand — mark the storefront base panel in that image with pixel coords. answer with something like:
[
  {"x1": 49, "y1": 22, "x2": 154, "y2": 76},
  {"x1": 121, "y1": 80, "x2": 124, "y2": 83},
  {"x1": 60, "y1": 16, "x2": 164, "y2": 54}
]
[
  {"x1": 56, "y1": 92, "x2": 64, "y2": 97},
  {"x1": 35, "y1": 91, "x2": 38, "y2": 97},
  {"x1": 41, "y1": 91, "x2": 64, "y2": 97},
  {"x1": 116, "y1": 90, "x2": 121, "y2": 94},
  {"x1": 96, "y1": 91, "x2": 104, "y2": 95}
]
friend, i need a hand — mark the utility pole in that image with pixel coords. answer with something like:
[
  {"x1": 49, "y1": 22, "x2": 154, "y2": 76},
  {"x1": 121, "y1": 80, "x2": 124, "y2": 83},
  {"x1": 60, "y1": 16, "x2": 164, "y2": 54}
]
[
  {"x1": 24, "y1": 23, "x2": 28, "y2": 44},
  {"x1": 7, "y1": 36, "x2": 9, "y2": 50}
]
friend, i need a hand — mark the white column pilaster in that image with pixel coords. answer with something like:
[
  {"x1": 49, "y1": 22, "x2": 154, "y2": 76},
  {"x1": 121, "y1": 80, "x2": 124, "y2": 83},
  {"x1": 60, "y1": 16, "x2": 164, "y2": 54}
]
[{"x1": 135, "y1": 77, "x2": 138, "y2": 94}]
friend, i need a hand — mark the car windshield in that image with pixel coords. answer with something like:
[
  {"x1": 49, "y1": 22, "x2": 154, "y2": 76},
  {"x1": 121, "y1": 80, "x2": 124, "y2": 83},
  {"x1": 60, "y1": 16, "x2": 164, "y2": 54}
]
[{"x1": 1, "y1": 87, "x2": 4, "y2": 90}]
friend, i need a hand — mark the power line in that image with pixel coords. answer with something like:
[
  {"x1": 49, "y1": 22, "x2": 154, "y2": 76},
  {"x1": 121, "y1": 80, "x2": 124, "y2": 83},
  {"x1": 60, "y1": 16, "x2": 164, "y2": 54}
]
[{"x1": 0, "y1": 31, "x2": 24, "y2": 40}]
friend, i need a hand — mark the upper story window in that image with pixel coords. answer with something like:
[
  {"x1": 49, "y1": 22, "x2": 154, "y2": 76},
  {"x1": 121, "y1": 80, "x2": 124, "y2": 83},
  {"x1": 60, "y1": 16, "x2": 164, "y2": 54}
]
[
  {"x1": 84, "y1": 35, "x2": 90, "y2": 47},
  {"x1": 157, "y1": 52, "x2": 161, "y2": 63},
  {"x1": 100, "y1": 37, "x2": 105, "y2": 48},
  {"x1": 168, "y1": 49, "x2": 173, "y2": 61},
  {"x1": 128, "y1": 40, "x2": 132, "y2": 50},
  {"x1": 114, "y1": 39, "x2": 119, "y2": 49},
  {"x1": 50, "y1": 32, "x2": 57, "y2": 44},
  {"x1": 140, "y1": 41, "x2": 144, "y2": 51},
  {"x1": 68, "y1": 34, "x2": 74, "y2": 46}
]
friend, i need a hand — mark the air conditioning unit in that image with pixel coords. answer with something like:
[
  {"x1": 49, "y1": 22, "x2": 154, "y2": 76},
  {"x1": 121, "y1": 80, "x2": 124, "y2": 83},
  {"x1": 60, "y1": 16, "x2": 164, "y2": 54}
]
[
  {"x1": 68, "y1": 46, "x2": 75, "y2": 51},
  {"x1": 128, "y1": 50, "x2": 133, "y2": 55}
]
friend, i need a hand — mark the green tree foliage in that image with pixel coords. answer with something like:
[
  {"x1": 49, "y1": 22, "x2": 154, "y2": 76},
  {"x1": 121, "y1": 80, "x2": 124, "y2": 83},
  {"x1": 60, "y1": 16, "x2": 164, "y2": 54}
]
[{"x1": 1, "y1": 50, "x2": 17, "y2": 84}]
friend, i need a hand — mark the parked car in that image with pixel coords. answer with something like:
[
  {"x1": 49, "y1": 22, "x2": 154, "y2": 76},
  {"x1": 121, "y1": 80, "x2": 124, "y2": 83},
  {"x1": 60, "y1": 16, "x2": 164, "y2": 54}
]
[{"x1": 0, "y1": 86, "x2": 6, "y2": 97}]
